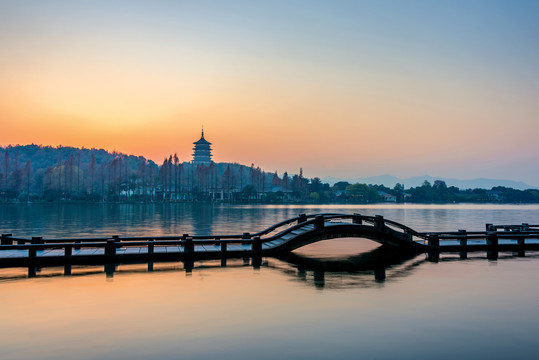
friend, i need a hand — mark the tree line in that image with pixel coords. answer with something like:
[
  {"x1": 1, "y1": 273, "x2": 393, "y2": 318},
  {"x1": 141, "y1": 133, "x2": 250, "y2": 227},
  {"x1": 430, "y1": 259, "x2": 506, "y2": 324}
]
[
  {"x1": 0, "y1": 145, "x2": 329, "y2": 202},
  {"x1": 1, "y1": 145, "x2": 538, "y2": 203}
]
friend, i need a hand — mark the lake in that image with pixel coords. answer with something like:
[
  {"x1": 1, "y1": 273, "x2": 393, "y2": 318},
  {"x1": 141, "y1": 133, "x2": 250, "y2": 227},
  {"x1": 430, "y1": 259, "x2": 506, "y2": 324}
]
[{"x1": 1, "y1": 204, "x2": 539, "y2": 360}]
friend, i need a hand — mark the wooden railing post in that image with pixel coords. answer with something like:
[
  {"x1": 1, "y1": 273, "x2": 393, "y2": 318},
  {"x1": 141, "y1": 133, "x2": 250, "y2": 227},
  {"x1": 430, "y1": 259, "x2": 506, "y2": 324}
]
[
  {"x1": 221, "y1": 240, "x2": 227, "y2": 254},
  {"x1": 427, "y1": 234, "x2": 439, "y2": 262},
  {"x1": 242, "y1": 232, "x2": 251, "y2": 245},
  {"x1": 298, "y1": 214, "x2": 307, "y2": 224},
  {"x1": 1, "y1": 233, "x2": 13, "y2": 245},
  {"x1": 458, "y1": 230, "x2": 468, "y2": 247},
  {"x1": 112, "y1": 235, "x2": 121, "y2": 254},
  {"x1": 428, "y1": 234, "x2": 439, "y2": 248},
  {"x1": 314, "y1": 215, "x2": 324, "y2": 230},
  {"x1": 65, "y1": 245, "x2": 72, "y2": 257},
  {"x1": 458, "y1": 230, "x2": 468, "y2": 259},
  {"x1": 185, "y1": 236, "x2": 194, "y2": 255},
  {"x1": 105, "y1": 239, "x2": 116, "y2": 257},
  {"x1": 352, "y1": 214, "x2": 362, "y2": 224},
  {"x1": 148, "y1": 238, "x2": 154, "y2": 255},
  {"x1": 252, "y1": 236, "x2": 262, "y2": 254},
  {"x1": 486, "y1": 231, "x2": 498, "y2": 260},
  {"x1": 374, "y1": 215, "x2": 384, "y2": 230},
  {"x1": 29, "y1": 245, "x2": 37, "y2": 260},
  {"x1": 31, "y1": 237, "x2": 42, "y2": 259}
]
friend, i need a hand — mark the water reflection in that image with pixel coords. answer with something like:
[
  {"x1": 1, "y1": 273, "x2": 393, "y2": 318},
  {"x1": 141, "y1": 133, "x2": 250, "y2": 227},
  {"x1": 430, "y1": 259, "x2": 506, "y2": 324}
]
[
  {"x1": 2, "y1": 203, "x2": 539, "y2": 238},
  {"x1": 275, "y1": 245, "x2": 419, "y2": 287},
  {"x1": 8, "y1": 249, "x2": 539, "y2": 291}
]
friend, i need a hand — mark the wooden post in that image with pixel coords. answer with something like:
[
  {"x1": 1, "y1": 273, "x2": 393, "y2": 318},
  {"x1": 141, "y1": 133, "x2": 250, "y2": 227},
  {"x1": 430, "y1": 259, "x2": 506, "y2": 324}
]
[
  {"x1": 298, "y1": 213, "x2": 307, "y2": 224},
  {"x1": 427, "y1": 234, "x2": 439, "y2": 263},
  {"x1": 521, "y1": 223, "x2": 529, "y2": 231},
  {"x1": 185, "y1": 236, "x2": 194, "y2": 255},
  {"x1": 374, "y1": 215, "x2": 384, "y2": 230},
  {"x1": 1, "y1": 233, "x2": 13, "y2": 245},
  {"x1": 221, "y1": 240, "x2": 227, "y2": 253},
  {"x1": 485, "y1": 223, "x2": 494, "y2": 232},
  {"x1": 30, "y1": 237, "x2": 42, "y2": 259},
  {"x1": 148, "y1": 238, "x2": 154, "y2": 255},
  {"x1": 352, "y1": 213, "x2": 362, "y2": 224},
  {"x1": 29, "y1": 245, "x2": 37, "y2": 260},
  {"x1": 64, "y1": 245, "x2": 72, "y2": 276},
  {"x1": 314, "y1": 215, "x2": 324, "y2": 230},
  {"x1": 458, "y1": 230, "x2": 467, "y2": 260},
  {"x1": 428, "y1": 234, "x2": 439, "y2": 247},
  {"x1": 105, "y1": 239, "x2": 116, "y2": 257},
  {"x1": 252, "y1": 236, "x2": 262, "y2": 254},
  {"x1": 486, "y1": 231, "x2": 498, "y2": 260}
]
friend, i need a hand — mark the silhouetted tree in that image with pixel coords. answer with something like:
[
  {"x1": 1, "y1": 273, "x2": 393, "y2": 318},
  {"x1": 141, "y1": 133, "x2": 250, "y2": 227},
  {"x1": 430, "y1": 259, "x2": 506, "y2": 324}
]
[{"x1": 23, "y1": 159, "x2": 32, "y2": 202}]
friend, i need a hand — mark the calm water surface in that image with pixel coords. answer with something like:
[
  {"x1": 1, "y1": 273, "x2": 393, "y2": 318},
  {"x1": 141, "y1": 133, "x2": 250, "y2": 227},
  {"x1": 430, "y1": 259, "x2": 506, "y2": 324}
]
[{"x1": 1, "y1": 204, "x2": 539, "y2": 360}]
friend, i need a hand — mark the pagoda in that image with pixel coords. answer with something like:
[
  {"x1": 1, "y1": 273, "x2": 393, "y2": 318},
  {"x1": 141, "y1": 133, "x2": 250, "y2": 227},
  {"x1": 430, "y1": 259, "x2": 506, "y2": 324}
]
[{"x1": 192, "y1": 128, "x2": 213, "y2": 165}]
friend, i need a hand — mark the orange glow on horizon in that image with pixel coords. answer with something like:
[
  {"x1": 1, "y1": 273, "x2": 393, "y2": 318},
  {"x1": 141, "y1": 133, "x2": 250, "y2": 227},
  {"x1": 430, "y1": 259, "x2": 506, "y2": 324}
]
[{"x1": 1, "y1": 1, "x2": 538, "y2": 183}]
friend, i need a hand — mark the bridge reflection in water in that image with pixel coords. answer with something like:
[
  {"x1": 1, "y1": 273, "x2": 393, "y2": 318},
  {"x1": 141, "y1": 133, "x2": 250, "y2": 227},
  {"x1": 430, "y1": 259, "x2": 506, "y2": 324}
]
[{"x1": 5, "y1": 245, "x2": 538, "y2": 290}]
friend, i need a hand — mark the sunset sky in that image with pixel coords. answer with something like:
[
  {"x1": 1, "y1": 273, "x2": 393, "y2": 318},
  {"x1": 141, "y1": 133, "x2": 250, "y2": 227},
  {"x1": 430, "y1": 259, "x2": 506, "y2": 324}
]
[{"x1": 1, "y1": 0, "x2": 538, "y2": 185}]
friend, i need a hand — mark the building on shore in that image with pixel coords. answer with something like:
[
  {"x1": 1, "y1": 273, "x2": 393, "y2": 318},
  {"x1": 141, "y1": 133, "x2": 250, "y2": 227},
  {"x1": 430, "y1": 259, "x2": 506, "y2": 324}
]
[{"x1": 192, "y1": 128, "x2": 212, "y2": 165}]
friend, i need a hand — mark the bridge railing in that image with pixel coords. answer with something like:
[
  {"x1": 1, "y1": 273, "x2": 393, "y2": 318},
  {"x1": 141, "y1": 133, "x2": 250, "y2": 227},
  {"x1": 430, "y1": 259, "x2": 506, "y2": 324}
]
[
  {"x1": 5, "y1": 214, "x2": 537, "y2": 251},
  {"x1": 257, "y1": 213, "x2": 389, "y2": 241},
  {"x1": 3, "y1": 215, "x2": 539, "y2": 262},
  {"x1": 0, "y1": 213, "x2": 411, "y2": 246},
  {"x1": 251, "y1": 213, "x2": 345, "y2": 237},
  {"x1": 299, "y1": 213, "x2": 430, "y2": 240}
]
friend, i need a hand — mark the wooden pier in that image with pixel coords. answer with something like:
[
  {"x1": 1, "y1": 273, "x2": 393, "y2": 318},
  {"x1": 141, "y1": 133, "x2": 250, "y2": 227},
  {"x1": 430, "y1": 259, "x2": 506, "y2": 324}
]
[{"x1": 1, "y1": 213, "x2": 539, "y2": 269}]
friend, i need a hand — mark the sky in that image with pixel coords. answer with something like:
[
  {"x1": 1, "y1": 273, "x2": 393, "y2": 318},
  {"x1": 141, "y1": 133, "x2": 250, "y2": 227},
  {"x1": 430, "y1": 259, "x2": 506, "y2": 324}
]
[{"x1": 1, "y1": 0, "x2": 538, "y2": 185}]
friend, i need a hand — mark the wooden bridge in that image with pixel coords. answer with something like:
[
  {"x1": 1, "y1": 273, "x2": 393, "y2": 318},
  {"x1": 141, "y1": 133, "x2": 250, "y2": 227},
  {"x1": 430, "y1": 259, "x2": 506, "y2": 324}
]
[{"x1": 1, "y1": 213, "x2": 539, "y2": 269}]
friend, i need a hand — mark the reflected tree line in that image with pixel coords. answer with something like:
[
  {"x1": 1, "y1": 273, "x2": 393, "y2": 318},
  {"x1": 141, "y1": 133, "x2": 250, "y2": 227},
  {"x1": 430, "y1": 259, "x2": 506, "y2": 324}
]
[{"x1": 2, "y1": 145, "x2": 538, "y2": 203}]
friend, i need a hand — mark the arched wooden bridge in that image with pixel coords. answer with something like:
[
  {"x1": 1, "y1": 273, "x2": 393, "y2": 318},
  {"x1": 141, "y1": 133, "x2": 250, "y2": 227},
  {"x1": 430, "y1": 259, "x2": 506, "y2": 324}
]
[{"x1": 1, "y1": 213, "x2": 538, "y2": 268}]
